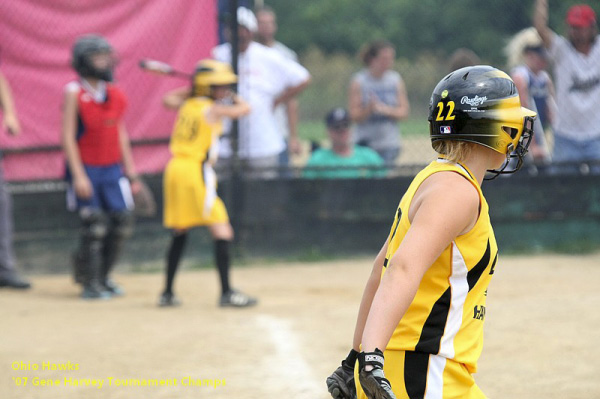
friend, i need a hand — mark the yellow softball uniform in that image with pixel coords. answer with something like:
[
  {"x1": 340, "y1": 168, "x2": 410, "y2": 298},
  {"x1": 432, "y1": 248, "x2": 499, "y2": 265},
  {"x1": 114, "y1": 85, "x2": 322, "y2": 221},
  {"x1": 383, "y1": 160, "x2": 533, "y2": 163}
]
[
  {"x1": 358, "y1": 159, "x2": 498, "y2": 399},
  {"x1": 163, "y1": 97, "x2": 229, "y2": 229}
]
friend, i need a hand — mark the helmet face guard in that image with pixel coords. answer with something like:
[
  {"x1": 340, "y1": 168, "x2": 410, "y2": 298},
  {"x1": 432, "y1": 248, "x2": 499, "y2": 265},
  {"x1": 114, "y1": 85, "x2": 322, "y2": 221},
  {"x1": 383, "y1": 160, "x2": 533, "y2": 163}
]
[
  {"x1": 84, "y1": 53, "x2": 115, "y2": 82},
  {"x1": 485, "y1": 115, "x2": 534, "y2": 180},
  {"x1": 428, "y1": 66, "x2": 536, "y2": 179},
  {"x1": 72, "y1": 35, "x2": 116, "y2": 81}
]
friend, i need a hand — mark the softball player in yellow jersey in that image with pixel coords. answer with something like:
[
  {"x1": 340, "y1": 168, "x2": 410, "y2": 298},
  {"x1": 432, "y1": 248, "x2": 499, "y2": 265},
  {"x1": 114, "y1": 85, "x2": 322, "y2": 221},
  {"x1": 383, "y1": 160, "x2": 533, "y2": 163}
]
[
  {"x1": 159, "y1": 60, "x2": 257, "y2": 308},
  {"x1": 326, "y1": 66, "x2": 535, "y2": 399}
]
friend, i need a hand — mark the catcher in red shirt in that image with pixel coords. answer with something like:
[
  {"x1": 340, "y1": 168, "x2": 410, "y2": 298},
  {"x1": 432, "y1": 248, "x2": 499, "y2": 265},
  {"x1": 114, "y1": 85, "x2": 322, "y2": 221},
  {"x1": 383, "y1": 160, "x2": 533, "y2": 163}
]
[{"x1": 61, "y1": 34, "x2": 140, "y2": 300}]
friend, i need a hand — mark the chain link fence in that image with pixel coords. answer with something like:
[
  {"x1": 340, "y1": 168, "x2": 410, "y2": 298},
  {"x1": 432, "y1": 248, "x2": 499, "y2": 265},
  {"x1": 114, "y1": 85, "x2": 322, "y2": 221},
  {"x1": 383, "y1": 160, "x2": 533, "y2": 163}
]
[
  {"x1": 1, "y1": 0, "x2": 599, "y2": 180},
  {"x1": 0, "y1": 0, "x2": 216, "y2": 181}
]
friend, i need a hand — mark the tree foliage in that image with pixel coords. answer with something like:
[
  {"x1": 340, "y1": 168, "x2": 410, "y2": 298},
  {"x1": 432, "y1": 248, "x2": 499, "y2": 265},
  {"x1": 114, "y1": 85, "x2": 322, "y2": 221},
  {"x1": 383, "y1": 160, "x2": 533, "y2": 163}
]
[{"x1": 268, "y1": 0, "x2": 595, "y2": 64}]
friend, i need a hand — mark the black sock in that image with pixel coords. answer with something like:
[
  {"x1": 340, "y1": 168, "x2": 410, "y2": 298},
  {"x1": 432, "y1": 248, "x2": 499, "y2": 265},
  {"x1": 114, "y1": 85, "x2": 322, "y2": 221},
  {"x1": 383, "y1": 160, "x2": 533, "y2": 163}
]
[
  {"x1": 215, "y1": 239, "x2": 231, "y2": 295},
  {"x1": 164, "y1": 233, "x2": 188, "y2": 294}
]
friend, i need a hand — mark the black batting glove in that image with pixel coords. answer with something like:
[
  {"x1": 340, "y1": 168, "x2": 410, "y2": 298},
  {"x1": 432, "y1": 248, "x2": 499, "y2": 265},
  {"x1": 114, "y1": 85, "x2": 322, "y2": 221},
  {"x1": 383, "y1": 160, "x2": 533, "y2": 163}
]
[
  {"x1": 326, "y1": 349, "x2": 359, "y2": 399},
  {"x1": 358, "y1": 349, "x2": 397, "y2": 399}
]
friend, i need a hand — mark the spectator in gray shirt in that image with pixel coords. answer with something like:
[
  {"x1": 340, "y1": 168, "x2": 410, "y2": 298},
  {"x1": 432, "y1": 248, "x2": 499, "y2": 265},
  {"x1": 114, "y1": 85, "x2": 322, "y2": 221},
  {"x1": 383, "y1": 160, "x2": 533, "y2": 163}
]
[{"x1": 349, "y1": 40, "x2": 410, "y2": 165}]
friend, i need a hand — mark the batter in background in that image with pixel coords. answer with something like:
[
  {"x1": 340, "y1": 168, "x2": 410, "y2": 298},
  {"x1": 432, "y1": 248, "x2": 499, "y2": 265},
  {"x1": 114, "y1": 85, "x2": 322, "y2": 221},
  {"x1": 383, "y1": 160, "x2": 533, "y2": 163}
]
[{"x1": 159, "y1": 60, "x2": 257, "y2": 308}]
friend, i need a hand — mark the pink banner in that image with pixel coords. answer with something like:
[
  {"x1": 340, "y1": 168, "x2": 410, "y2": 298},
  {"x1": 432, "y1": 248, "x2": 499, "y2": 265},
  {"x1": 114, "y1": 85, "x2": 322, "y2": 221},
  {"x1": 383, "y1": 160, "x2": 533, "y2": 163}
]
[{"x1": 0, "y1": 0, "x2": 217, "y2": 181}]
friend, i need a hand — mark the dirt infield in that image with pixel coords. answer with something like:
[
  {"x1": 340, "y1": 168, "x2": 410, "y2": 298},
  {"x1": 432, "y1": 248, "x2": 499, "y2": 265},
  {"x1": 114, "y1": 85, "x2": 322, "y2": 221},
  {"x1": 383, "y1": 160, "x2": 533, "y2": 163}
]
[{"x1": 2, "y1": 253, "x2": 599, "y2": 399}]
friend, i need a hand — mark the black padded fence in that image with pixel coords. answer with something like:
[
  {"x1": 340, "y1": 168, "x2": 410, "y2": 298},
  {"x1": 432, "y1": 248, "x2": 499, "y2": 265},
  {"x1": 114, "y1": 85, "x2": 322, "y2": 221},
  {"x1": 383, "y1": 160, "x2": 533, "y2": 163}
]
[{"x1": 10, "y1": 166, "x2": 600, "y2": 275}]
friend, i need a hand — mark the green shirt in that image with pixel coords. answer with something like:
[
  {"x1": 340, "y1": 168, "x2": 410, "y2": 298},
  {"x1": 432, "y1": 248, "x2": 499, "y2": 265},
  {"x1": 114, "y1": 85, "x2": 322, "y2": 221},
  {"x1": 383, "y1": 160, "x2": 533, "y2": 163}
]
[{"x1": 303, "y1": 145, "x2": 386, "y2": 179}]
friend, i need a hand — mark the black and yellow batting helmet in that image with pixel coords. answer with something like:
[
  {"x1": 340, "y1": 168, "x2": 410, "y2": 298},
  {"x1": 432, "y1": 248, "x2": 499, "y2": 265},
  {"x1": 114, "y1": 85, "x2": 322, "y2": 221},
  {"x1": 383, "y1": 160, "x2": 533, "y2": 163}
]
[{"x1": 428, "y1": 65, "x2": 536, "y2": 177}]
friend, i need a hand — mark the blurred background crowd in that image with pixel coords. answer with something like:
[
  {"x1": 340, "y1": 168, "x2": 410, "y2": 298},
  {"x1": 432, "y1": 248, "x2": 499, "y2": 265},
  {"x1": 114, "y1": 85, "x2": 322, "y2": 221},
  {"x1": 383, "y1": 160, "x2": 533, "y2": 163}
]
[{"x1": 2, "y1": 0, "x2": 599, "y2": 182}]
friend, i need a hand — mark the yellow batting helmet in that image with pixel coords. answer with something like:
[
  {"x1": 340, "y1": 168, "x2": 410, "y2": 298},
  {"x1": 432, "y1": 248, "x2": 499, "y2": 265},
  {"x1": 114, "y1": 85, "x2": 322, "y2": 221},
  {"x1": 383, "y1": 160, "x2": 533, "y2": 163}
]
[{"x1": 192, "y1": 59, "x2": 237, "y2": 97}]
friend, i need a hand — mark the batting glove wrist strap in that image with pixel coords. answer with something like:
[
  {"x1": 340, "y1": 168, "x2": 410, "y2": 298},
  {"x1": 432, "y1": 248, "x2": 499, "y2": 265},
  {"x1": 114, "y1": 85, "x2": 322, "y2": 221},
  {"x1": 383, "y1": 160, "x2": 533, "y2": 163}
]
[
  {"x1": 358, "y1": 348, "x2": 385, "y2": 370},
  {"x1": 358, "y1": 349, "x2": 397, "y2": 399}
]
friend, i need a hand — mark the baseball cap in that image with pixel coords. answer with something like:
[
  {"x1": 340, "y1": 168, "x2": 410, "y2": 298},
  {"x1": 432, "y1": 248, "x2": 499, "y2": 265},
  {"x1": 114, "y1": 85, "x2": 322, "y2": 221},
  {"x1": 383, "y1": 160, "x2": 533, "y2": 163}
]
[
  {"x1": 237, "y1": 7, "x2": 257, "y2": 33},
  {"x1": 566, "y1": 4, "x2": 596, "y2": 27},
  {"x1": 325, "y1": 107, "x2": 351, "y2": 129}
]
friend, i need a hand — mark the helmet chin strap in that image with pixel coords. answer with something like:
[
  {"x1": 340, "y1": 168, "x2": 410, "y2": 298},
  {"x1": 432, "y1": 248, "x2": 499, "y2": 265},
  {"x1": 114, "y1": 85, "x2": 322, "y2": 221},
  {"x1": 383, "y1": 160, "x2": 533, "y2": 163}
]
[{"x1": 485, "y1": 152, "x2": 516, "y2": 180}]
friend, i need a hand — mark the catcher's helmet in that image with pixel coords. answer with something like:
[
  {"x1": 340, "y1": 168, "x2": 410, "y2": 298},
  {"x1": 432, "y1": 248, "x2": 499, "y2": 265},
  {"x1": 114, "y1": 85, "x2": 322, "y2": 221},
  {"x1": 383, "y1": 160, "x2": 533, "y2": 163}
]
[
  {"x1": 192, "y1": 59, "x2": 237, "y2": 97},
  {"x1": 71, "y1": 34, "x2": 115, "y2": 81},
  {"x1": 428, "y1": 65, "x2": 536, "y2": 178}
]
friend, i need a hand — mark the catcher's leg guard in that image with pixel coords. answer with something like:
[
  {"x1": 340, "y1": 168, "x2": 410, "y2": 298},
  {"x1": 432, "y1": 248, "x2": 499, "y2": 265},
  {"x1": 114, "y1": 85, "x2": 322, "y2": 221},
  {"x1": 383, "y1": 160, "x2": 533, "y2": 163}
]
[
  {"x1": 72, "y1": 252, "x2": 85, "y2": 284},
  {"x1": 75, "y1": 210, "x2": 108, "y2": 297},
  {"x1": 101, "y1": 211, "x2": 134, "y2": 284}
]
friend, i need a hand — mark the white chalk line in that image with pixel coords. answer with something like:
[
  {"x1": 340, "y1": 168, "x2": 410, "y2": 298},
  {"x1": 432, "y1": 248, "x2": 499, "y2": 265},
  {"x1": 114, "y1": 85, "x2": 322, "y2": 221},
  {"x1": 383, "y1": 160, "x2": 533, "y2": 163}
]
[{"x1": 254, "y1": 314, "x2": 323, "y2": 397}]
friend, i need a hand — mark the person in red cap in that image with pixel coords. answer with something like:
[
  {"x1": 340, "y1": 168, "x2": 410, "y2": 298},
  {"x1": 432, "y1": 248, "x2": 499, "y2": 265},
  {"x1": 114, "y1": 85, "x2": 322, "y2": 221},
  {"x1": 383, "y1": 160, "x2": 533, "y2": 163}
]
[{"x1": 534, "y1": 0, "x2": 600, "y2": 172}]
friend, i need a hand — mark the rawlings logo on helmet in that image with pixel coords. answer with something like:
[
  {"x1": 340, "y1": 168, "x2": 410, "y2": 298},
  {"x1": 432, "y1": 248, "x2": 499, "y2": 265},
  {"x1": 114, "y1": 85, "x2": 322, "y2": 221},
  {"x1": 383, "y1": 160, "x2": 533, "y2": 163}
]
[{"x1": 460, "y1": 95, "x2": 488, "y2": 107}]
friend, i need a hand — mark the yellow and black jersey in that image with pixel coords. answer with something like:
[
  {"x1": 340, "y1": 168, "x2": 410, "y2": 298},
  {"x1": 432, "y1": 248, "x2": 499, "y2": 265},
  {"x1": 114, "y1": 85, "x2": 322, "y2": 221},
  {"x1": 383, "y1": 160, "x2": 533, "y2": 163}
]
[
  {"x1": 163, "y1": 96, "x2": 228, "y2": 229},
  {"x1": 169, "y1": 97, "x2": 221, "y2": 163},
  {"x1": 383, "y1": 159, "x2": 498, "y2": 373}
]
